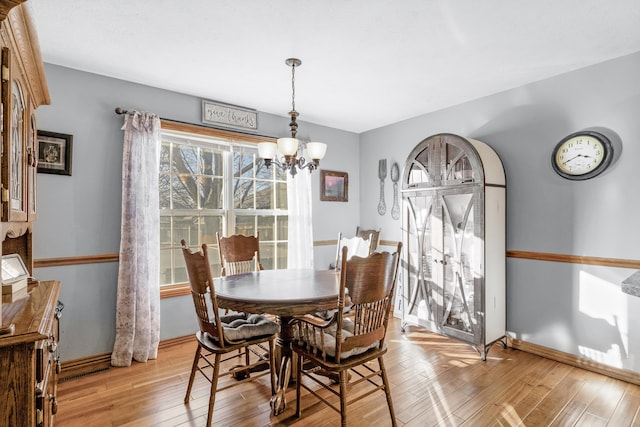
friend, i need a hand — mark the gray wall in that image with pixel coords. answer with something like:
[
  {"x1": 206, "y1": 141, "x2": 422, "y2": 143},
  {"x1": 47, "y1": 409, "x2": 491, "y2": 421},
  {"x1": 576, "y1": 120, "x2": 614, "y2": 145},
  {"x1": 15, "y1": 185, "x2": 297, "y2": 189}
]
[
  {"x1": 33, "y1": 64, "x2": 359, "y2": 361},
  {"x1": 35, "y1": 50, "x2": 640, "y2": 374},
  {"x1": 360, "y1": 51, "x2": 640, "y2": 372}
]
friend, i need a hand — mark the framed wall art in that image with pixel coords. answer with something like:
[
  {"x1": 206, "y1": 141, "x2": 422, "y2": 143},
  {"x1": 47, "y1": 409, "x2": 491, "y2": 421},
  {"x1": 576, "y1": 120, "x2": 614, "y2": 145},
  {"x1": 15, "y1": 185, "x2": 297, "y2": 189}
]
[
  {"x1": 320, "y1": 170, "x2": 348, "y2": 202},
  {"x1": 37, "y1": 130, "x2": 73, "y2": 176}
]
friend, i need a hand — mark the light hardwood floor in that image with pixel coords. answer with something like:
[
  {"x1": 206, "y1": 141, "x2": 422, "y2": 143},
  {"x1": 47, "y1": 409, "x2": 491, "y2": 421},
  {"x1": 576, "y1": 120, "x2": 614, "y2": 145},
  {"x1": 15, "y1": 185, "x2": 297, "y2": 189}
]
[{"x1": 56, "y1": 318, "x2": 640, "y2": 426}]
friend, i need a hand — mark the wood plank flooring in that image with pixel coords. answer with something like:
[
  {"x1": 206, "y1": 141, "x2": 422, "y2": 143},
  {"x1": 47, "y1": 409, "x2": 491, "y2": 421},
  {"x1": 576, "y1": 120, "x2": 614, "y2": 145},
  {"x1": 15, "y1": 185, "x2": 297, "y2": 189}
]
[{"x1": 56, "y1": 318, "x2": 640, "y2": 426}]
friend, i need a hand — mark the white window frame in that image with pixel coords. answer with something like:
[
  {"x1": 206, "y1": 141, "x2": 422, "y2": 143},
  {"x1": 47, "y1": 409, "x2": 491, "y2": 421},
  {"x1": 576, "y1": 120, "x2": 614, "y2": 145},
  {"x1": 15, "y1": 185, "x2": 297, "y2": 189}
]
[{"x1": 159, "y1": 120, "x2": 287, "y2": 298}]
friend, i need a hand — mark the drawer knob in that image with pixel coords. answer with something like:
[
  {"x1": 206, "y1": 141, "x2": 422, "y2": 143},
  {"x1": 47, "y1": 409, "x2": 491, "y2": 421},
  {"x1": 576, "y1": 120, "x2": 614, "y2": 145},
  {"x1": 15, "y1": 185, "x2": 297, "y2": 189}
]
[
  {"x1": 50, "y1": 394, "x2": 58, "y2": 414},
  {"x1": 56, "y1": 301, "x2": 64, "y2": 319}
]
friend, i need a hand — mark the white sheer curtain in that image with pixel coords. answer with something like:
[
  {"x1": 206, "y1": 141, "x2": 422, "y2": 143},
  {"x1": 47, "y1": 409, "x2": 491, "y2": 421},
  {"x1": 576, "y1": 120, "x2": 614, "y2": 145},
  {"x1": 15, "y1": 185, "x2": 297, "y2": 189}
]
[
  {"x1": 287, "y1": 150, "x2": 314, "y2": 269},
  {"x1": 111, "y1": 111, "x2": 161, "y2": 367}
]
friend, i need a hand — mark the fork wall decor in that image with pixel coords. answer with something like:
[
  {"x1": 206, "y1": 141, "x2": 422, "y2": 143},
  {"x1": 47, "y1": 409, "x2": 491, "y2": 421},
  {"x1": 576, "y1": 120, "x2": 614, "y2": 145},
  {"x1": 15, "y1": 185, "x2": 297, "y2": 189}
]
[{"x1": 377, "y1": 158, "x2": 387, "y2": 215}]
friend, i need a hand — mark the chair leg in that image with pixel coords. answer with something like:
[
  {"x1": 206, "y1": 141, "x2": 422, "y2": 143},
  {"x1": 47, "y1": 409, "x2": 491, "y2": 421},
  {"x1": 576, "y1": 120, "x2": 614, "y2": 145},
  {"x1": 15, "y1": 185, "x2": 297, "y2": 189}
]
[
  {"x1": 295, "y1": 352, "x2": 303, "y2": 418},
  {"x1": 184, "y1": 344, "x2": 202, "y2": 404},
  {"x1": 206, "y1": 353, "x2": 222, "y2": 427},
  {"x1": 245, "y1": 344, "x2": 251, "y2": 378},
  {"x1": 379, "y1": 357, "x2": 397, "y2": 427},
  {"x1": 339, "y1": 370, "x2": 348, "y2": 427}
]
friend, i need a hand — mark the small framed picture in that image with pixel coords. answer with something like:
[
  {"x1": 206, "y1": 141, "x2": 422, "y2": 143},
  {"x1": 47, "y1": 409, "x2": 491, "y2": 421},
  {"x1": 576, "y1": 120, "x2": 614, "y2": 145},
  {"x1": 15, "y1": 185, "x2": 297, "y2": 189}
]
[
  {"x1": 320, "y1": 170, "x2": 348, "y2": 202},
  {"x1": 37, "y1": 130, "x2": 73, "y2": 176}
]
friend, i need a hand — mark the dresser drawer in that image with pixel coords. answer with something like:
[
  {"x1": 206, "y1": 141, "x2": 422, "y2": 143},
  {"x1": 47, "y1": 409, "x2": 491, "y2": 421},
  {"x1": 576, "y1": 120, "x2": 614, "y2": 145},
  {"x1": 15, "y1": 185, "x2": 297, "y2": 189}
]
[
  {"x1": 35, "y1": 356, "x2": 58, "y2": 427},
  {"x1": 35, "y1": 337, "x2": 57, "y2": 380},
  {"x1": 35, "y1": 303, "x2": 61, "y2": 426}
]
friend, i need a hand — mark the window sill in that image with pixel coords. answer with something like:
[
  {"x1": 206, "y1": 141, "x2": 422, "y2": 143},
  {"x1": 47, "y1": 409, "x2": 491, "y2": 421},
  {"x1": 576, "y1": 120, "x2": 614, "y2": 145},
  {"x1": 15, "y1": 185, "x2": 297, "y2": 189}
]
[{"x1": 160, "y1": 283, "x2": 190, "y2": 299}]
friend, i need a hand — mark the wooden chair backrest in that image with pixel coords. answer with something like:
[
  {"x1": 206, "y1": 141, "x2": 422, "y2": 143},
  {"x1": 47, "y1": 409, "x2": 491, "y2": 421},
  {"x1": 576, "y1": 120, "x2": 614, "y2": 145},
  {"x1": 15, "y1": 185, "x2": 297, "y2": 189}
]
[
  {"x1": 181, "y1": 240, "x2": 225, "y2": 345},
  {"x1": 334, "y1": 232, "x2": 372, "y2": 270},
  {"x1": 217, "y1": 232, "x2": 263, "y2": 276},
  {"x1": 355, "y1": 226, "x2": 381, "y2": 253},
  {"x1": 335, "y1": 242, "x2": 402, "y2": 359}
]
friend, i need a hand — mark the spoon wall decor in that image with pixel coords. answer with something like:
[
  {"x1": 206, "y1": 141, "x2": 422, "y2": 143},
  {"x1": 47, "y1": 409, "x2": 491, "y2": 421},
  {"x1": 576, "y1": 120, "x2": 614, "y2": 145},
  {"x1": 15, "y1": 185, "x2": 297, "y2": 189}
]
[{"x1": 390, "y1": 162, "x2": 400, "y2": 220}]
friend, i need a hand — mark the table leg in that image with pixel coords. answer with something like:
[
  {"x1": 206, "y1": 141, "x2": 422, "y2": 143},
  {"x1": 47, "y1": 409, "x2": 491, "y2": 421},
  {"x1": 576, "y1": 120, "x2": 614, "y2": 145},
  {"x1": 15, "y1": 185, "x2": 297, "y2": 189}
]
[{"x1": 270, "y1": 315, "x2": 294, "y2": 415}]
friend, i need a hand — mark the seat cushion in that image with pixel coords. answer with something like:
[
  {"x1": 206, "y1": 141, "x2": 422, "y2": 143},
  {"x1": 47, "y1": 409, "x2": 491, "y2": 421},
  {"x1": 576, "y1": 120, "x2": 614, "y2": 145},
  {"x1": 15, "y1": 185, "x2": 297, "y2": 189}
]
[
  {"x1": 314, "y1": 294, "x2": 352, "y2": 320},
  {"x1": 295, "y1": 318, "x2": 379, "y2": 359},
  {"x1": 220, "y1": 313, "x2": 278, "y2": 341}
]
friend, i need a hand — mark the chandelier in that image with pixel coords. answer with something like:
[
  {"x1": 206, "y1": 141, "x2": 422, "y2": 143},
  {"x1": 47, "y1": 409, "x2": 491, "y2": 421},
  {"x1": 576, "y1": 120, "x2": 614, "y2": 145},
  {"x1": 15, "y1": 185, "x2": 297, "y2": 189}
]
[{"x1": 258, "y1": 58, "x2": 327, "y2": 177}]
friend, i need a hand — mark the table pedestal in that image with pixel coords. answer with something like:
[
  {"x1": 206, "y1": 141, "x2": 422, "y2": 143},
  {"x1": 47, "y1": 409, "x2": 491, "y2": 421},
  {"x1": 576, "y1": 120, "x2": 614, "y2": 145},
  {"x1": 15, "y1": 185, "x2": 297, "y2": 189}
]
[{"x1": 270, "y1": 315, "x2": 294, "y2": 415}]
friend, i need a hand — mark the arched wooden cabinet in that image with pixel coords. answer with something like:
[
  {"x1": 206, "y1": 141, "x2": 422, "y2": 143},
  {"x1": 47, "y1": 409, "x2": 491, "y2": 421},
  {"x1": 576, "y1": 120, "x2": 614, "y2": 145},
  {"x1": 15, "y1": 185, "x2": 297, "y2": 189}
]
[
  {"x1": 0, "y1": 2, "x2": 57, "y2": 427},
  {"x1": 400, "y1": 133, "x2": 506, "y2": 360}
]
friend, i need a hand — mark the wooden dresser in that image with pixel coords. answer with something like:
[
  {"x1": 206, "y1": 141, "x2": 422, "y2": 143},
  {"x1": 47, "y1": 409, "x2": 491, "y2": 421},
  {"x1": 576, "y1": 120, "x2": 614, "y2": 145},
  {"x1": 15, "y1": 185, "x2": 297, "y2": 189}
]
[{"x1": 0, "y1": 281, "x2": 61, "y2": 427}]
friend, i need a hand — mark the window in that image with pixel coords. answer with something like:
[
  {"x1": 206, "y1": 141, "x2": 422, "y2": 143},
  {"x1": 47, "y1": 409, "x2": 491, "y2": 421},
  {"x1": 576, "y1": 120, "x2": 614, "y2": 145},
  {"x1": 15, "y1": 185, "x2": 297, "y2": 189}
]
[{"x1": 159, "y1": 121, "x2": 288, "y2": 290}]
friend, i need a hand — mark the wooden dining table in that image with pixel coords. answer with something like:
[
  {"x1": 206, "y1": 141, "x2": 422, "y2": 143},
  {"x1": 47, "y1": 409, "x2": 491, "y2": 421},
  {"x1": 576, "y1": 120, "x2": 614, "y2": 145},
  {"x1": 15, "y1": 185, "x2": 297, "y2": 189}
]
[{"x1": 214, "y1": 268, "x2": 341, "y2": 415}]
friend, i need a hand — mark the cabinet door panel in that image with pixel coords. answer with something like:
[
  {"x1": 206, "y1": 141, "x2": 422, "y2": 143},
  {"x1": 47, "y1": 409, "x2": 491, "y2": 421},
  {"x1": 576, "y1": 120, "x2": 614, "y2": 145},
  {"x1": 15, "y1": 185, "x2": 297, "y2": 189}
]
[
  {"x1": 439, "y1": 191, "x2": 482, "y2": 343},
  {"x1": 403, "y1": 192, "x2": 438, "y2": 329},
  {"x1": 1, "y1": 46, "x2": 28, "y2": 222},
  {"x1": 8, "y1": 78, "x2": 27, "y2": 220},
  {"x1": 28, "y1": 113, "x2": 37, "y2": 221}
]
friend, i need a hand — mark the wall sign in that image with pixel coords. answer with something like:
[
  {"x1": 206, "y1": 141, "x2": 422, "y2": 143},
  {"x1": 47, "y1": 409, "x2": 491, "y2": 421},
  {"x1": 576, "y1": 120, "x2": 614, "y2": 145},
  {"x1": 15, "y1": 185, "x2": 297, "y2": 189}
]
[{"x1": 202, "y1": 100, "x2": 258, "y2": 131}]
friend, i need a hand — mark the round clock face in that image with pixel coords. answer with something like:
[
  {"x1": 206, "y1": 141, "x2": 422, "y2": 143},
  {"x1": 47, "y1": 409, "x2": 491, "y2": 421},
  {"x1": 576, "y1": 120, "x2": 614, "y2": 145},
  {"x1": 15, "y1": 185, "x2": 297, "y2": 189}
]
[{"x1": 551, "y1": 131, "x2": 613, "y2": 180}]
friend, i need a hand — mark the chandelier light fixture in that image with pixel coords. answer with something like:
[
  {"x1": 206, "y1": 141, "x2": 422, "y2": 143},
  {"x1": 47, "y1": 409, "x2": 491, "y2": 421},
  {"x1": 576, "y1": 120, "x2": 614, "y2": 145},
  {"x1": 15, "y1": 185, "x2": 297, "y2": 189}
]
[{"x1": 258, "y1": 58, "x2": 327, "y2": 177}]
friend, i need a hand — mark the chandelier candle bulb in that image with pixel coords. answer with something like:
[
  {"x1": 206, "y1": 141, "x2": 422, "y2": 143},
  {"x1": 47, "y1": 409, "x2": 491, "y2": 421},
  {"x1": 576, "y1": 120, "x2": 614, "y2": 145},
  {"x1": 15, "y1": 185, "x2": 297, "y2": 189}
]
[
  {"x1": 258, "y1": 142, "x2": 278, "y2": 160},
  {"x1": 307, "y1": 142, "x2": 327, "y2": 160},
  {"x1": 277, "y1": 137, "x2": 299, "y2": 156}
]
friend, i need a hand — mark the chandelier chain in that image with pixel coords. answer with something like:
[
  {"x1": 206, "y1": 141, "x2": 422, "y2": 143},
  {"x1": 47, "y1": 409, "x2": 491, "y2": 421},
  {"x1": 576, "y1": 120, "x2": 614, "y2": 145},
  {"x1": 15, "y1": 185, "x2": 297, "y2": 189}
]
[{"x1": 291, "y1": 62, "x2": 296, "y2": 113}]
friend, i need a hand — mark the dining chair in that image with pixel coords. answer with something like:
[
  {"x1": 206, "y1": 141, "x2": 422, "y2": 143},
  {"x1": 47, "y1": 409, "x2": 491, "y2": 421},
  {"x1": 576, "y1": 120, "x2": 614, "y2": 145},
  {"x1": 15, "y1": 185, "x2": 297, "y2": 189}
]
[
  {"x1": 293, "y1": 242, "x2": 402, "y2": 427},
  {"x1": 181, "y1": 240, "x2": 278, "y2": 427},
  {"x1": 216, "y1": 232, "x2": 263, "y2": 276},
  {"x1": 334, "y1": 232, "x2": 373, "y2": 271},
  {"x1": 355, "y1": 226, "x2": 381, "y2": 253},
  {"x1": 315, "y1": 232, "x2": 374, "y2": 321}
]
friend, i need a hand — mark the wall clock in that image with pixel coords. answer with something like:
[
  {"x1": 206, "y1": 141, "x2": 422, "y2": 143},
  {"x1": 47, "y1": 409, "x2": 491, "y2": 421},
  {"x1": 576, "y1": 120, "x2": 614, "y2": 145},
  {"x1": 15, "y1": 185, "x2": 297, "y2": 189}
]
[{"x1": 551, "y1": 130, "x2": 613, "y2": 180}]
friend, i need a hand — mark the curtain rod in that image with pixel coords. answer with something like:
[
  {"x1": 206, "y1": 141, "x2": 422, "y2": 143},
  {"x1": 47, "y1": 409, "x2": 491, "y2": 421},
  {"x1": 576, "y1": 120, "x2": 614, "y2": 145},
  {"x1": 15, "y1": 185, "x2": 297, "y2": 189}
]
[{"x1": 114, "y1": 107, "x2": 276, "y2": 140}]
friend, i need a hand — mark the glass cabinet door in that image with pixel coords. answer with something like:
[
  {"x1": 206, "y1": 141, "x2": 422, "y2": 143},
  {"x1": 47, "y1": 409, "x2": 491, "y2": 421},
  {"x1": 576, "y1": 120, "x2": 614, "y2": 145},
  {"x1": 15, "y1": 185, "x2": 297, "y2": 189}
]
[
  {"x1": 8, "y1": 78, "x2": 27, "y2": 221},
  {"x1": 402, "y1": 192, "x2": 438, "y2": 328},
  {"x1": 1, "y1": 45, "x2": 29, "y2": 222},
  {"x1": 438, "y1": 191, "x2": 482, "y2": 343},
  {"x1": 28, "y1": 113, "x2": 37, "y2": 221}
]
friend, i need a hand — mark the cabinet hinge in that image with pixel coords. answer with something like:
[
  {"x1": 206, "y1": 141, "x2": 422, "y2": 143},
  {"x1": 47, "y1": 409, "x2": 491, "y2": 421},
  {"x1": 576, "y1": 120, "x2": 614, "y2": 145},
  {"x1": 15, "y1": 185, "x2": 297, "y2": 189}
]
[
  {"x1": 1, "y1": 65, "x2": 8, "y2": 82},
  {"x1": 1, "y1": 187, "x2": 9, "y2": 203}
]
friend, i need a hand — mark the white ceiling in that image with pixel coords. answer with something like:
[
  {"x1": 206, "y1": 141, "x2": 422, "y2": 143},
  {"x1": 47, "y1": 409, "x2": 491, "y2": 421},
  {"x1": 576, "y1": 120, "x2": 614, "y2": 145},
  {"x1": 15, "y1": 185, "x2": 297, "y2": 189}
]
[{"x1": 28, "y1": 0, "x2": 640, "y2": 133}]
